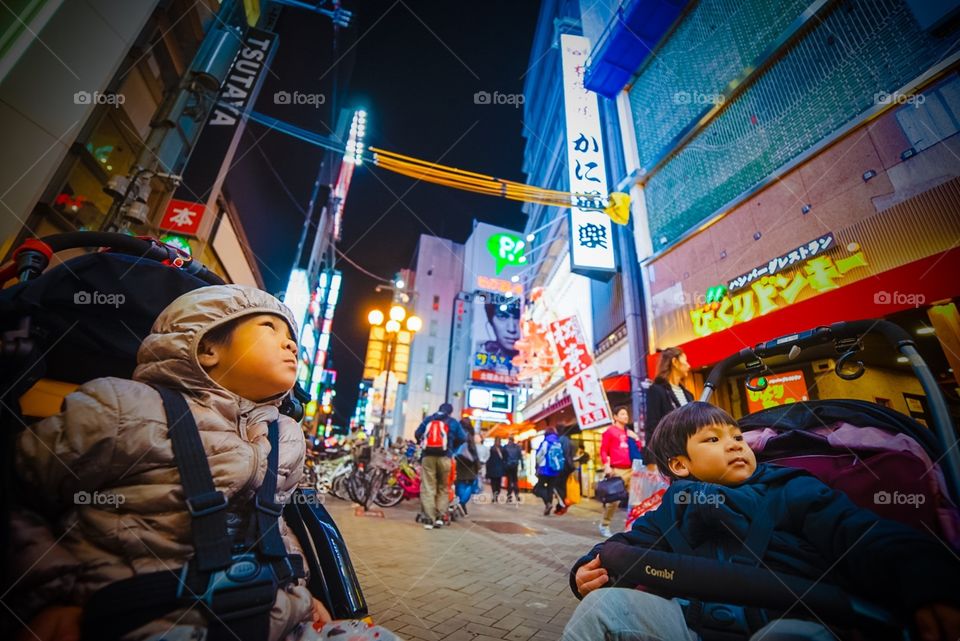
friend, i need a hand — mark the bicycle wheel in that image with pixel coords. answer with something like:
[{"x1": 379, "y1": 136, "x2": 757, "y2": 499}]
[
  {"x1": 374, "y1": 480, "x2": 404, "y2": 508},
  {"x1": 347, "y1": 470, "x2": 367, "y2": 505},
  {"x1": 362, "y1": 469, "x2": 382, "y2": 510},
  {"x1": 330, "y1": 475, "x2": 349, "y2": 500}
]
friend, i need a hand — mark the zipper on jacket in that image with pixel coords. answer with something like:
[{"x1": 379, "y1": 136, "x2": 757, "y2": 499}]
[{"x1": 237, "y1": 439, "x2": 264, "y2": 498}]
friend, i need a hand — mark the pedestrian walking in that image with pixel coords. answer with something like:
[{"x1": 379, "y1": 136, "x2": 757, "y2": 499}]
[
  {"x1": 414, "y1": 402, "x2": 466, "y2": 529},
  {"x1": 454, "y1": 421, "x2": 480, "y2": 514},
  {"x1": 535, "y1": 426, "x2": 572, "y2": 516},
  {"x1": 503, "y1": 435, "x2": 523, "y2": 502},
  {"x1": 598, "y1": 406, "x2": 642, "y2": 536},
  {"x1": 474, "y1": 427, "x2": 490, "y2": 495},
  {"x1": 486, "y1": 437, "x2": 506, "y2": 502}
]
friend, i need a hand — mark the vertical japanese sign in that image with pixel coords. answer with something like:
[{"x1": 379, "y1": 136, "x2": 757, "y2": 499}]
[
  {"x1": 173, "y1": 29, "x2": 277, "y2": 216},
  {"x1": 559, "y1": 34, "x2": 616, "y2": 279},
  {"x1": 550, "y1": 316, "x2": 612, "y2": 430}
]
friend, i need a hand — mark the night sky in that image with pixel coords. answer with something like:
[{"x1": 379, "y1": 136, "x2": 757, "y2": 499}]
[{"x1": 228, "y1": 1, "x2": 543, "y2": 423}]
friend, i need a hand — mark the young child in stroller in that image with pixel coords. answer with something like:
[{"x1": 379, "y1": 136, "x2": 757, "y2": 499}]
[
  {"x1": 9, "y1": 285, "x2": 397, "y2": 641},
  {"x1": 564, "y1": 402, "x2": 960, "y2": 641}
]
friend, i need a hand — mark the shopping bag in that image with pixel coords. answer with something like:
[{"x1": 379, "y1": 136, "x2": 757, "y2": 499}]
[
  {"x1": 595, "y1": 475, "x2": 627, "y2": 505},
  {"x1": 624, "y1": 488, "x2": 667, "y2": 530},
  {"x1": 566, "y1": 475, "x2": 581, "y2": 505}
]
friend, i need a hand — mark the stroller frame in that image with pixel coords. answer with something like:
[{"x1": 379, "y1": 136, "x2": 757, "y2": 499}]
[{"x1": 601, "y1": 319, "x2": 960, "y2": 639}]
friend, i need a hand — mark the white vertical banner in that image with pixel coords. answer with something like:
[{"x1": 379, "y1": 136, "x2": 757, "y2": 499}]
[
  {"x1": 549, "y1": 315, "x2": 612, "y2": 431},
  {"x1": 560, "y1": 33, "x2": 616, "y2": 278}
]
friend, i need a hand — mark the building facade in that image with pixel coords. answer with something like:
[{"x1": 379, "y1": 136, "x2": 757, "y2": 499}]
[
  {"x1": 400, "y1": 234, "x2": 466, "y2": 440},
  {"x1": 582, "y1": 0, "x2": 960, "y2": 425}
]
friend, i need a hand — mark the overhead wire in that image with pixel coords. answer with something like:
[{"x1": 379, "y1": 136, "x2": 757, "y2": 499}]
[{"x1": 333, "y1": 246, "x2": 394, "y2": 284}]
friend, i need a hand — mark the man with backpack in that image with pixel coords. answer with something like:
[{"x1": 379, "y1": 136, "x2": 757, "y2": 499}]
[
  {"x1": 535, "y1": 426, "x2": 572, "y2": 516},
  {"x1": 414, "y1": 403, "x2": 466, "y2": 529}
]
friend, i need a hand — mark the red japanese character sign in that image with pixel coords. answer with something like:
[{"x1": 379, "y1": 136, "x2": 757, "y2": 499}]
[
  {"x1": 159, "y1": 199, "x2": 206, "y2": 236},
  {"x1": 550, "y1": 316, "x2": 594, "y2": 377},
  {"x1": 549, "y1": 316, "x2": 611, "y2": 430}
]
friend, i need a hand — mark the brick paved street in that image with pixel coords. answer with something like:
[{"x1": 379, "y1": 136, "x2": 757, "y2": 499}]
[{"x1": 324, "y1": 490, "x2": 631, "y2": 641}]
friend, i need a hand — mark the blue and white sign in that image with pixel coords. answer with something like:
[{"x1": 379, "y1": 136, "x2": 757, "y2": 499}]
[{"x1": 560, "y1": 33, "x2": 616, "y2": 279}]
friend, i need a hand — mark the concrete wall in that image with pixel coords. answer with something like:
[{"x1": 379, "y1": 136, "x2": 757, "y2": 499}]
[
  {"x1": 0, "y1": 1, "x2": 159, "y2": 249},
  {"x1": 812, "y1": 361, "x2": 926, "y2": 420}
]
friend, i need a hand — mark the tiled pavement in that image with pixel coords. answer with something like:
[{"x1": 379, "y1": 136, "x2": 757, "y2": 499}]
[{"x1": 324, "y1": 491, "x2": 631, "y2": 641}]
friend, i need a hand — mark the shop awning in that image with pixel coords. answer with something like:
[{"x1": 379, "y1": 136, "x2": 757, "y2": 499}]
[
  {"x1": 486, "y1": 422, "x2": 535, "y2": 439},
  {"x1": 584, "y1": 0, "x2": 690, "y2": 98},
  {"x1": 653, "y1": 250, "x2": 960, "y2": 373},
  {"x1": 527, "y1": 395, "x2": 571, "y2": 424},
  {"x1": 524, "y1": 374, "x2": 632, "y2": 424},
  {"x1": 602, "y1": 373, "x2": 631, "y2": 392}
]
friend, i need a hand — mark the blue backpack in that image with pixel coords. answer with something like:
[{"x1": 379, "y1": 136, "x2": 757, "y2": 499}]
[{"x1": 537, "y1": 437, "x2": 565, "y2": 476}]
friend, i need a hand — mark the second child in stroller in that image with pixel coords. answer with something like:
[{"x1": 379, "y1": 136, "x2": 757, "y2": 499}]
[{"x1": 564, "y1": 402, "x2": 960, "y2": 641}]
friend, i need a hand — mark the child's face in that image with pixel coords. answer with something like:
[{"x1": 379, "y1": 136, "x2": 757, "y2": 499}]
[
  {"x1": 668, "y1": 422, "x2": 757, "y2": 485},
  {"x1": 614, "y1": 408, "x2": 630, "y2": 424},
  {"x1": 199, "y1": 314, "x2": 298, "y2": 402}
]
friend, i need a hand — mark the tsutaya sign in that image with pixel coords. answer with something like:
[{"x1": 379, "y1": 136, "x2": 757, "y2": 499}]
[
  {"x1": 559, "y1": 34, "x2": 616, "y2": 280},
  {"x1": 550, "y1": 315, "x2": 612, "y2": 430}
]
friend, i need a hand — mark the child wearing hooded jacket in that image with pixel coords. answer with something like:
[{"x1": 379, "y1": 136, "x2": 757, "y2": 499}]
[
  {"x1": 8, "y1": 285, "x2": 398, "y2": 641},
  {"x1": 564, "y1": 402, "x2": 960, "y2": 641}
]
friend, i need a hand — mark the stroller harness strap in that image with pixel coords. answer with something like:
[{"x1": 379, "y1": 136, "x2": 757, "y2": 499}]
[
  {"x1": 155, "y1": 385, "x2": 232, "y2": 571},
  {"x1": 80, "y1": 387, "x2": 305, "y2": 641},
  {"x1": 649, "y1": 486, "x2": 783, "y2": 639}
]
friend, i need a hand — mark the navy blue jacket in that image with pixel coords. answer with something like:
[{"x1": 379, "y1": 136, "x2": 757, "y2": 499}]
[
  {"x1": 571, "y1": 464, "x2": 960, "y2": 614},
  {"x1": 414, "y1": 413, "x2": 466, "y2": 457},
  {"x1": 503, "y1": 442, "x2": 523, "y2": 467},
  {"x1": 486, "y1": 444, "x2": 506, "y2": 479}
]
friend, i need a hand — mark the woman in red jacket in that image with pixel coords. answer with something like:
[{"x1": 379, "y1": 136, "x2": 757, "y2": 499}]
[{"x1": 598, "y1": 405, "x2": 641, "y2": 536}]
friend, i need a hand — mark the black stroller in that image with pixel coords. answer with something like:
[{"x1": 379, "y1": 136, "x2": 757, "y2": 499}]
[
  {"x1": 602, "y1": 320, "x2": 960, "y2": 640},
  {"x1": 0, "y1": 232, "x2": 367, "y2": 639}
]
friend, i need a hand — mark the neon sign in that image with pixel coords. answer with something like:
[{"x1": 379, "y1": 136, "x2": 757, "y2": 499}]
[
  {"x1": 692, "y1": 250, "x2": 868, "y2": 337},
  {"x1": 486, "y1": 232, "x2": 526, "y2": 274}
]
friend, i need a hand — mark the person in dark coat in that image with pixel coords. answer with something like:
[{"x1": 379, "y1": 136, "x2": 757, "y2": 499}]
[
  {"x1": 454, "y1": 420, "x2": 480, "y2": 514},
  {"x1": 643, "y1": 347, "x2": 694, "y2": 467},
  {"x1": 565, "y1": 402, "x2": 960, "y2": 641},
  {"x1": 486, "y1": 437, "x2": 507, "y2": 502},
  {"x1": 503, "y1": 436, "x2": 523, "y2": 502}
]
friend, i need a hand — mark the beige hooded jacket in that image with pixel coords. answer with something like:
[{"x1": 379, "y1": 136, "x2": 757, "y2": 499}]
[{"x1": 12, "y1": 285, "x2": 314, "y2": 641}]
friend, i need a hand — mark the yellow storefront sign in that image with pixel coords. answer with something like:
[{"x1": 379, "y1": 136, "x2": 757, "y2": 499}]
[{"x1": 692, "y1": 251, "x2": 869, "y2": 338}]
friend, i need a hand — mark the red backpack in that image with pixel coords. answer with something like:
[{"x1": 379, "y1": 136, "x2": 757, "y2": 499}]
[{"x1": 422, "y1": 418, "x2": 449, "y2": 453}]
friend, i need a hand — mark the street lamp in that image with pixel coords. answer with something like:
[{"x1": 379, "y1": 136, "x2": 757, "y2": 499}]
[{"x1": 368, "y1": 305, "x2": 421, "y2": 445}]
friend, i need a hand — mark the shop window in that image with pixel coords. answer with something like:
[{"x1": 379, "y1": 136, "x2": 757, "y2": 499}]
[
  {"x1": 895, "y1": 74, "x2": 960, "y2": 152},
  {"x1": 426, "y1": 346, "x2": 435, "y2": 364},
  {"x1": 49, "y1": 107, "x2": 143, "y2": 231},
  {"x1": 424, "y1": 373, "x2": 432, "y2": 392}
]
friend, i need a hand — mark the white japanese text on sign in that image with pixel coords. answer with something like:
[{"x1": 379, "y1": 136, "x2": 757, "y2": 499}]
[{"x1": 560, "y1": 33, "x2": 615, "y2": 276}]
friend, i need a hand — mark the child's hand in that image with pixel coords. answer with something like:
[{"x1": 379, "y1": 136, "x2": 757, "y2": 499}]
[
  {"x1": 575, "y1": 554, "x2": 608, "y2": 597},
  {"x1": 914, "y1": 602, "x2": 960, "y2": 641},
  {"x1": 311, "y1": 597, "x2": 332, "y2": 626},
  {"x1": 16, "y1": 605, "x2": 83, "y2": 641}
]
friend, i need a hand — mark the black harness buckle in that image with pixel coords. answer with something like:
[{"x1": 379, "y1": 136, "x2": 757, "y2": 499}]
[
  {"x1": 177, "y1": 553, "x2": 278, "y2": 621},
  {"x1": 186, "y1": 490, "x2": 228, "y2": 517}
]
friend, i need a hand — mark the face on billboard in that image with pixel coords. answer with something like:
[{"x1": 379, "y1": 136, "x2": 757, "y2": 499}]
[{"x1": 471, "y1": 295, "x2": 522, "y2": 386}]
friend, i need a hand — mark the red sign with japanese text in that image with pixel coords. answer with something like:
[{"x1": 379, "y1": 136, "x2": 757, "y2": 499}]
[
  {"x1": 745, "y1": 369, "x2": 810, "y2": 413},
  {"x1": 549, "y1": 316, "x2": 612, "y2": 430},
  {"x1": 159, "y1": 199, "x2": 205, "y2": 236}
]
